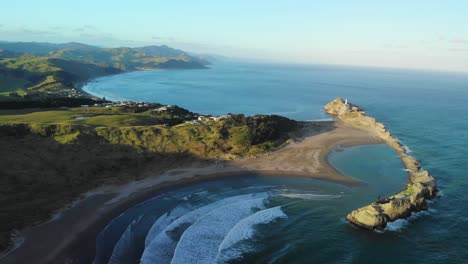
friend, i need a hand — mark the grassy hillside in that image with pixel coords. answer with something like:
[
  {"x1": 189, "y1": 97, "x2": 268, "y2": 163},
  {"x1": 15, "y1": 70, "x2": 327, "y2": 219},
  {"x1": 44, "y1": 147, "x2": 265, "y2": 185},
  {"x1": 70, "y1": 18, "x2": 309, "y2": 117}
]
[
  {"x1": 0, "y1": 55, "x2": 122, "y2": 100},
  {"x1": 0, "y1": 42, "x2": 207, "y2": 102},
  {"x1": 0, "y1": 41, "x2": 98, "y2": 55},
  {"x1": 0, "y1": 107, "x2": 296, "y2": 154},
  {"x1": 0, "y1": 107, "x2": 298, "y2": 251},
  {"x1": 0, "y1": 104, "x2": 192, "y2": 127},
  {"x1": 49, "y1": 47, "x2": 204, "y2": 71}
]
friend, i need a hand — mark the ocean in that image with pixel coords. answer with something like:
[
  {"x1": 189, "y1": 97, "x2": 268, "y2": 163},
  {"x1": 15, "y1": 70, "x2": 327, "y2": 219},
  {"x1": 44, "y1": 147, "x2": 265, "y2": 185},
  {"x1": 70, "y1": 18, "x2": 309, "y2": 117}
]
[{"x1": 85, "y1": 60, "x2": 468, "y2": 263}]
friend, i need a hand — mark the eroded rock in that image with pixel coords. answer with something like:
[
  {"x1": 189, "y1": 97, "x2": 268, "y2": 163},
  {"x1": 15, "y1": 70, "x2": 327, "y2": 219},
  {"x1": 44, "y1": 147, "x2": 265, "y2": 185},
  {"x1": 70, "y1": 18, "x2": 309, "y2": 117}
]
[{"x1": 324, "y1": 98, "x2": 438, "y2": 230}]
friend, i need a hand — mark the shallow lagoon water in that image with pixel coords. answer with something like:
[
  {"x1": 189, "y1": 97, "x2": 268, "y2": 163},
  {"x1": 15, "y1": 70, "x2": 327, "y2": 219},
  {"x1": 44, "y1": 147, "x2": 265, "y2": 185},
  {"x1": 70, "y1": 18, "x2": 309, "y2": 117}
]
[{"x1": 87, "y1": 61, "x2": 468, "y2": 263}]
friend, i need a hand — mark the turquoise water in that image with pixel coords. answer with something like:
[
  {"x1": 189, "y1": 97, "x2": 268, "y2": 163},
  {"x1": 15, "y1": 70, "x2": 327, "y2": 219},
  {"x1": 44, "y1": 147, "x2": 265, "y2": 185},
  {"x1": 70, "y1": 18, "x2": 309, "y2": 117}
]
[{"x1": 87, "y1": 61, "x2": 468, "y2": 263}]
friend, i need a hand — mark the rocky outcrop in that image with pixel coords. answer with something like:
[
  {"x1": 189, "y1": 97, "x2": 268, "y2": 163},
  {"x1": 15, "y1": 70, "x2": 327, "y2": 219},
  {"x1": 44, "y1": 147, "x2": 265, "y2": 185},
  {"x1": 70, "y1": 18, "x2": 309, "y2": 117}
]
[{"x1": 324, "y1": 98, "x2": 438, "y2": 230}]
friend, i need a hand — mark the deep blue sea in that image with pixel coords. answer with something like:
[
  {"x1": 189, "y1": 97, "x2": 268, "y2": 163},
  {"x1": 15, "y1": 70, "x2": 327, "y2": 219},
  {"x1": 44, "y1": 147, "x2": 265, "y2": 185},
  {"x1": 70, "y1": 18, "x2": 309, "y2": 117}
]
[{"x1": 85, "y1": 61, "x2": 468, "y2": 263}]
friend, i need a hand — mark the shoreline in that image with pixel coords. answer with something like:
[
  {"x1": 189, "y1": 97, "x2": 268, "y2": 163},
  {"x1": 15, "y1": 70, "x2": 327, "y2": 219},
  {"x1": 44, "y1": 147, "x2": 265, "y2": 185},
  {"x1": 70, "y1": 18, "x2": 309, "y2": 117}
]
[
  {"x1": 324, "y1": 98, "x2": 438, "y2": 230},
  {"x1": 0, "y1": 119, "x2": 381, "y2": 264},
  {"x1": 73, "y1": 66, "x2": 210, "y2": 103},
  {"x1": 73, "y1": 74, "x2": 120, "y2": 101}
]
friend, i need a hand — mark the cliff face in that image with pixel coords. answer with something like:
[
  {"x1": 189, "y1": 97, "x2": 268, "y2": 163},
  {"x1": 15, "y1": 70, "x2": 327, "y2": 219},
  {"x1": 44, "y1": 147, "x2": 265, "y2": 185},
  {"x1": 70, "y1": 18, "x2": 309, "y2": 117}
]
[{"x1": 324, "y1": 98, "x2": 437, "y2": 230}]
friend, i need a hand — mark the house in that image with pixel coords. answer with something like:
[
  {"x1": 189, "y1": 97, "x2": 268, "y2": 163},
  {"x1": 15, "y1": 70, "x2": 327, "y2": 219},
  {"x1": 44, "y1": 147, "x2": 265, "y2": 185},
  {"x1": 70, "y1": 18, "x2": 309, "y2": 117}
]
[{"x1": 155, "y1": 106, "x2": 168, "y2": 112}]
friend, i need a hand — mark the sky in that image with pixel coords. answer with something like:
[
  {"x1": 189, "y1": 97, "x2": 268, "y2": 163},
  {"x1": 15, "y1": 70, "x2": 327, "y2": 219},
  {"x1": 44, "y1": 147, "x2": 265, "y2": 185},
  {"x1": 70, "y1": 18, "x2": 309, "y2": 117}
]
[{"x1": 1, "y1": 0, "x2": 468, "y2": 72}]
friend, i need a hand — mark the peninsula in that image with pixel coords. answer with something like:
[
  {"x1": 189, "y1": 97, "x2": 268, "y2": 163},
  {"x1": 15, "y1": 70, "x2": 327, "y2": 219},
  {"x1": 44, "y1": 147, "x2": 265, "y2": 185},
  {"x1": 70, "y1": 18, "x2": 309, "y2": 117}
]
[
  {"x1": 324, "y1": 98, "x2": 438, "y2": 230},
  {"x1": 0, "y1": 102, "x2": 374, "y2": 263},
  {"x1": 0, "y1": 98, "x2": 438, "y2": 263}
]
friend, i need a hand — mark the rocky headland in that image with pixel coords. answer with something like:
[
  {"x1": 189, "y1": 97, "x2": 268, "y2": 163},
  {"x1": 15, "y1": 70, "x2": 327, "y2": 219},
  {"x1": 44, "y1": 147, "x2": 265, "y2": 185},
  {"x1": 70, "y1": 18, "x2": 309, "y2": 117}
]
[{"x1": 324, "y1": 98, "x2": 438, "y2": 230}]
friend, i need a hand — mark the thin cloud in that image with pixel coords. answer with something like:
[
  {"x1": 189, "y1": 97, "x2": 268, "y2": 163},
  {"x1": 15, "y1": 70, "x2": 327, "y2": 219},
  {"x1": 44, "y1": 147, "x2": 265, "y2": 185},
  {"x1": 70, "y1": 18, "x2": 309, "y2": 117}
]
[
  {"x1": 83, "y1": 25, "x2": 96, "y2": 30},
  {"x1": 450, "y1": 39, "x2": 468, "y2": 44},
  {"x1": 448, "y1": 48, "x2": 468, "y2": 52},
  {"x1": 77, "y1": 32, "x2": 149, "y2": 47},
  {"x1": 15, "y1": 27, "x2": 58, "y2": 36},
  {"x1": 152, "y1": 36, "x2": 175, "y2": 41},
  {"x1": 74, "y1": 25, "x2": 99, "y2": 32}
]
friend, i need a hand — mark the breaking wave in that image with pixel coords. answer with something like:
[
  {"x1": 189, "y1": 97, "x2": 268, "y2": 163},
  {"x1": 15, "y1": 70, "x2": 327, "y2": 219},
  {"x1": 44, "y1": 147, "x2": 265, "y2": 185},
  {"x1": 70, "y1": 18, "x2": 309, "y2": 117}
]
[
  {"x1": 171, "y1": 197, "x2": 267, "y2": 264},
  {"x1": 108, "y1": 216, "x2": 143, "y2": 264},
  {"x1": 144, "y1": 205, "x2": 192, "y2": 248},
  {"x1": 384, "y1": 210, "x2": 432, "y2": 232},
  {"x1": 384, "y1": 218, "x2": 410, "y2": 232},
  {"x1": 216, "y1": 206, "x2": 287, "y2": 263},
  {"x1": 140, "y1": 192, "x2": 267, "y2": 264}
]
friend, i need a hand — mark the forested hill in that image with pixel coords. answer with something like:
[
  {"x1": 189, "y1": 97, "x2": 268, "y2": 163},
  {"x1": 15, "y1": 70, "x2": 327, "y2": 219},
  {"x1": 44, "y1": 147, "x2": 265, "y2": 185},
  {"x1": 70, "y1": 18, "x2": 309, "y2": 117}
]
[{"x1": 0, "y1": 41, "x2": 208, "y2": 101}]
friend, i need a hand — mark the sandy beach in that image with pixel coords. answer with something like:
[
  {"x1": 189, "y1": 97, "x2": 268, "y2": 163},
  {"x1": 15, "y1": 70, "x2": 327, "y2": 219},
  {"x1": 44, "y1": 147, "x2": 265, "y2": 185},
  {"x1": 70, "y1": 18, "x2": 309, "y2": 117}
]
[{"x1": 0, "y1": 120, "x2": 382, "y2": 264}]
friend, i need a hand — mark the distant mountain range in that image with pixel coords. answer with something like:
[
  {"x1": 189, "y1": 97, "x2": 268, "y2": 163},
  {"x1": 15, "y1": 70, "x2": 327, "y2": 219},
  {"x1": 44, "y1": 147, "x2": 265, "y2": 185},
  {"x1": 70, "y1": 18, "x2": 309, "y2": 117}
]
[
  {"x1": 0, "y1": 41, "x2": 98, "y2": 54},
  {"x1": 0, "y1": 41, "x2": 210, "y2": 70},
  {"x1": 0, "y1": 41, "x2": 211, "y2": 100}
]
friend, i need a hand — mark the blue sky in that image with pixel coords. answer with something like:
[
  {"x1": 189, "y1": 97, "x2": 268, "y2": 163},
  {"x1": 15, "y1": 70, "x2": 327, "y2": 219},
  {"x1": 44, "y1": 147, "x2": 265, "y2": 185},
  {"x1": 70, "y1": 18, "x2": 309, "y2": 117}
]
[{"x1": 1, "y1": 0, "x2": 468, "y2": 72}]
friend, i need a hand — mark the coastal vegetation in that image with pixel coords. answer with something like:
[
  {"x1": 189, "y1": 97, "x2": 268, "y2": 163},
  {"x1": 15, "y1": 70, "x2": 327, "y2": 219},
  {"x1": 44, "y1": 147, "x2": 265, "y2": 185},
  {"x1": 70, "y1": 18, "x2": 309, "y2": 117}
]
[
  {"x1": 0, "y1": 105, "x2": 298, "y2": 252},
  {"x1": 0, "y1": 41, "x2": 207, "y2": 101},
  {"x1": 0, "y1": 41, "x2": 219, "y2": 252}
]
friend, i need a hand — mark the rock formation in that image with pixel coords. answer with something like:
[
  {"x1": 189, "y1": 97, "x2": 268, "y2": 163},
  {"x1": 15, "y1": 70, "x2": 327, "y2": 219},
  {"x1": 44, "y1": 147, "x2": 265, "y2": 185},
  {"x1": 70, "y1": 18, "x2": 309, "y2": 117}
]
[{"x1": 324, "y1": 98, "x2": 438, "y2": 230}]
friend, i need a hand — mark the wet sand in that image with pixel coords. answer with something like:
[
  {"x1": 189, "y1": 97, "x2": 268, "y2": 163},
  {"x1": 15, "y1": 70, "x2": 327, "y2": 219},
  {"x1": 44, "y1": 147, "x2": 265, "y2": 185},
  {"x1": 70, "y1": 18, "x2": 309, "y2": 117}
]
[{"x1": 0, "y1": 120, "x2": 382, "y2": 264}]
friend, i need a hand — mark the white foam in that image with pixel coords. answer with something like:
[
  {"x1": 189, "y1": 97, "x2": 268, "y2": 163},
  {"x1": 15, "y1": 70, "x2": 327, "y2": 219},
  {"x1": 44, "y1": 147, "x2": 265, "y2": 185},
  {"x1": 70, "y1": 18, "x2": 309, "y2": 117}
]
[
  {"x1": 384, "y1": 219, "x2": 409, "y2": 232},
  {"x1": 171, "y1": 198, "x2": 267, "y2": 264},
  {"x1": 140, "y1": 193, "x2": 267, "y2": 264},
  {"x1": 402, "y1": 145, "x2": 413, "y2": 153},
  {"x1": 216, "y1": 206, "x2": 287, "y2": 263},
  {"x1": 144, "y1": 205, "x2": 192, "y2": 248},
  {"x1": 384, "y1": 210, "x2": 432, "y2": 232},
  {"x1": 279, "y1": 193, "x2": 341, "y2": 200}
]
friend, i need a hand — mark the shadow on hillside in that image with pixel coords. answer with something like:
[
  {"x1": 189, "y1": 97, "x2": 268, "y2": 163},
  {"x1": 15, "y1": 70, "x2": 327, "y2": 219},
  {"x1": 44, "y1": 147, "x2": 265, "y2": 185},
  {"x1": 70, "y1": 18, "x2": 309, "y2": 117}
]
[
  {"x1": 0, "y1": 120, "x2": 337, "y2": 263},
  {"x1": 0, "y1": 125, "x2": 215, "y2": 253}
]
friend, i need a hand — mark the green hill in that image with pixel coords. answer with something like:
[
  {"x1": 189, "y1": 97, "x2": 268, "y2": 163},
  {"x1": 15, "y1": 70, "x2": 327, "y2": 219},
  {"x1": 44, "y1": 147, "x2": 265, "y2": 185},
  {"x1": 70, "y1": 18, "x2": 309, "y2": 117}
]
[
  {"x1": 0, "y1": 55, "x2": 121, "y2": 100},
  {"x1": 49, "y1": 47, "x2": 204, "y2": 71},
  {"x1": 0, "y1": 41, "x2": 99, "y2": 55},
  {"x1": 0, "y1": 41, "x2": 208, "y2": 101},
  {"x1": 0, "y1": 106, "x2": 298, "y2": 251}
]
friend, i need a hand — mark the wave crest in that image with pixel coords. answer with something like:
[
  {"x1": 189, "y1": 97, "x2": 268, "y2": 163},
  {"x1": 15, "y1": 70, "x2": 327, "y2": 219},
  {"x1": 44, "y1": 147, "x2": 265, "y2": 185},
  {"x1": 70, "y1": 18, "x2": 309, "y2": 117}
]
[
  {"x1": 140, "y1": 192, "x2": 267, "y2": 264},
  {"x1": 171, "y1": 197, "x2": 267, "y2": 264},
  {"x1": 216, "y1": 206, "x2": 287, "y2": 263}
]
